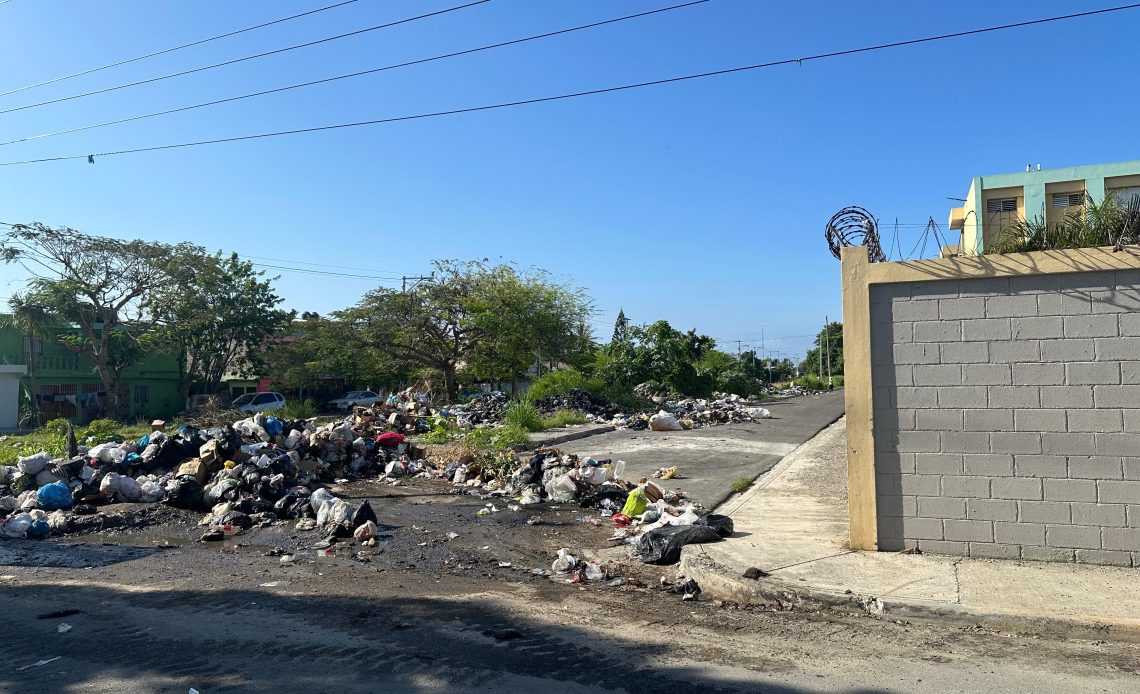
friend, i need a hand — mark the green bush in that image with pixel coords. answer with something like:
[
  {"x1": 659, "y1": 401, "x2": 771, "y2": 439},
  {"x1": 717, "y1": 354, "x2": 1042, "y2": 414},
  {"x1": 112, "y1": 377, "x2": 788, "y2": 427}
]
[
  {"x1": 730, "y1": 477, "x2": 753, "y2": 494},
  {"x1": 504, "y1": 401, "x2": 544, "y2": 433},
  {"x1": 282, "y1": 398, "x2": 318, "y2": 419},
  {"x1": 524, "y1": 368, "x2": 602, "y2": 401},
  {"x1": 541, "y1": 409, "x2": 588, "y2": 429},
  {"x1": 462, "y1": 425, "x2": 530, "y2": 450}
]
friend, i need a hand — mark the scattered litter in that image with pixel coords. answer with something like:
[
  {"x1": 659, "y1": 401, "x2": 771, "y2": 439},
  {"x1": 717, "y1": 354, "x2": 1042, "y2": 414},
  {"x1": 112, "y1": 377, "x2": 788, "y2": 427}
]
[
  {"x1": 652, "y1": 466, "x2": 678, "y2": 480},
  {"x1": 743, "y1": 566, "x2": 770, "y2": 579},
  {"x1": 16, "y1": 656, "x2": 61, "y2": 671},
  {"x1": 259, "y1": 581, "x2": 290, "y2": 587},
  {"x1": 498, "y1": 562, "x2": 512, "y2": 568},
  {"x1": 56, "y1": 624, "x2": 72, "y2": 633}
]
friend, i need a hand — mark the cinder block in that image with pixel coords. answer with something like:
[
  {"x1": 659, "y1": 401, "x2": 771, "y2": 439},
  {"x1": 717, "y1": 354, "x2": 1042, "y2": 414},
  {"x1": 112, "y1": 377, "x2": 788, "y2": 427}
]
[
  {"x1": 968, "y1": 543, "x2": 1021, "y2": 560},
  {"x1": 1039, "y1": 386, "x2": 1094, "y2": 408},
  {"x1": 913, "y1": 364, "x2": 962, "y2": 386},
  {"x1": 1128, "y1": 505, "x2": 1140, "y2": 527},
  {"x1": 962, "y1": 453, "x2": 1014, "y2": 476},
  {"x1": 1041, "y1": 433, "x2": 1095, "y2": 455},
  {"x1": 989, "y1": 340, "x2": 1041, "y2": 364},
  {"x1": 959, "y1": 277, "x2": 1010, "y2": 297},
  {"x1": 1040, "y1": 339, "x2": 1095, "y2": 362},
  {"x1": 893, "y1": 343, "x2": 939, "y2": 365},
  {"x1": 917, "y1": 496, "x2": 966, "y2": 519},
  {"x1": 1013, "y1": 409, "x2": 1067, "y2": 432},
  {"x1": 874, "y1": 428, "x2": 900, "y2": 452},
  {"x1": 991, "y1": 477, "x2": 1043, "y2": 500},
  {"x1": 873, "y1": 364, "x2": 913, "y2": 388},
  {"x1": 1062, "y1": 270, "x2": 1117, "y2": 292},
  {"x1": 944, "y1": 519, "x2": 994, "y2": 542},
  {"x1": 1012, "y1": 363, "x2": 1065, "y2": 386},
  {"x1": 1075, "y1": 549, "x2": 1133, "y2": 566},
  {"x1": 1013, "y1": 454, "x2": 1066, "y2": 478},
  {"x1": 1120, "y1": 362, "x2": 1140, "y2": 384},
  {"x1": 913, "y1": 320, "x2": 962, "y2": 343},
  {"x1": 897, "y1": 430, "x2": 941, "y2": 453},
  {"x1": 898, "y1": 474, "x2": 942, "y2": 496},
  {"x1": 1023, "y1": 545, "x2": 1075, "y2": 562},
  {"x1": 875, "y1": 451, "x2": 916, "y2": 474},
  {"x1": 1071, "y1": 502, "x2": 1126, "y2": 527},
  {"x1": 1046, "y1": 524, "x2": 1101, "y2": 549},
  {"x1": 986, "y1": 294, "x2": 1038, "y2": 318},
  {"x1": 916, "y1": 539, "x2": 968, "y2": 556},
  {"x1": 1067, "y1": 409, "x2": 1123, "y2": 433},
  {"x1": 1094, "y1": 336, "x2": 1140, "y2": 360},
  {"x1": 876, "y1": 493, "x2": 916, "y2": 517},
  {"x1": 990, "y1": 432, "x2": 1042, "y2": 455},
  {"x1": 967, "y1": 498, "x2": 1018, "y2": 522},
  {"x1": 915, "y1": 453, "x2": 962, "y2": 475},
  {"x1": 1010, "y1": 275, "x2": 1062, "y2": 295},
  {"x1": 915, "y1": 409, "x2": 962, "y2": 431},
  {"x1": 1064, "y1": 314, "x2": 1119, "y2": 339},
  {"x1": 872, "y1": 320, "x2": 913, "y2": 346},
  {"x1": 1120, "y1": 313, "x2": 1140, "y2": 336},
  {"x1": 1018, "y1": 500, "x2": 1071, "y2": 524},
  {"x1": 1011, "y1": 316, "x2": 1064, "y2": 340},
  {"x1": 940, "y1": 341, "x2": 988, "y2": 364},
  {"x1": 963, "y1": 318, "x2": 1012, "y2": 341},
  {"x1": 988, "y1": 386, "x2": 1039, "y2": 408},
  {"x1": 893, "y1": 300, "x2": 940, "y2": 321},
  {"x1": 963, "y1": 364, "x2": 1012, "y2": 386},
  {"x1": 1095, "y1": 433, "x2": 1140, "y2": 458},
  {"x1": 1067, "y1": 362, "x2": 1121, "y2": 385},
  {"x1": 895, "y1": 387, "x2": 938, "y2": 408},
  {"x1": 1126, "y1": 458, "x2": 1140, "y2": 480},
  {"x1": 876, "y1": 516, "x2": 904, "y2": 545},
  {"x1": 912, "y1": 280, "x2": 960, "y2": 300},
  {"x1": 964, "y1": 408, "x2": 1012, "y2": 431},
  {"x1": 1098, "y1": 479, "x2": 1140, "y2": 504},
  {"x1": 941, "y1": 476, "x2": 990, "y2": 498},
  {"x1": 939, "y1": 297, "x2": 984, "y2": 320},
  {"x1": 937, "y1": 387, "x2": 987, "y2": 409},
  {"x1": 1068, "y1": 455, "x2": 1124, "y2": 480},
  {"x1": 876, "y1": 473, "x2": 903, "y2": 496},
  {"x1": 1090, "y1": 288, "x2": 1140, "y2": 313},
  {"x1": 896, "y1": 408, "x2": 918, "y2": 431},
  {"x1": 1043, "y1": 478, "x2": 1097, "y2": 502},
  {"x1": 994, "y1": 521, "x2": 1045, "y2": 545},
  {"x1": 901, "y1": 516, "x2": 944, "y2": 540},
  {"x1": 941, "y1": 432, "x2": 991, "y2": 454},
  {"x1": 1037, "y1": 291, "x2": 1093, "y2": 316},
  {"x1": 1122, "y1": 410, "x2": 1140, "y2": 433},
  {"x1": 1093, "y1": 385, "x2": 1140, "y2": 407}
]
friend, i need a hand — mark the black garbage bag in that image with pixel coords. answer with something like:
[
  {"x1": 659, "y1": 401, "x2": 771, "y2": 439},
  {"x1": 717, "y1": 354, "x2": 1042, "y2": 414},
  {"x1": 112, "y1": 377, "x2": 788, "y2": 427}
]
[
  {"x1": 352, "y1": 499, "x2": 378, "y2": 528},
  {"x1": 164, "y1": 476, "x2": 204, "y2": 510},
  {"x1": 578, "y1": 484, "x2": 629, "y2": 509},
  {"x1": 513, "y1": 454, "x2": 543, "y2": 486},
  {"x1": 695, "y1": 514, "x2": 734, "y2": 537},
  {"x1": 636, "y1": 525, "x2": 722, "y2": 565},
  {"x1": 218, "y1": 510, "x2": 253, "y2": 529}
]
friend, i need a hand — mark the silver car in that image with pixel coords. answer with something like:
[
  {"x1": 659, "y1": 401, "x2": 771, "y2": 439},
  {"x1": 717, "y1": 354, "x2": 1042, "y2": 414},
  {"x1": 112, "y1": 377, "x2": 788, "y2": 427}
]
[{"x1": 232, "y1": 392, "x2": 286, "y2": 414}]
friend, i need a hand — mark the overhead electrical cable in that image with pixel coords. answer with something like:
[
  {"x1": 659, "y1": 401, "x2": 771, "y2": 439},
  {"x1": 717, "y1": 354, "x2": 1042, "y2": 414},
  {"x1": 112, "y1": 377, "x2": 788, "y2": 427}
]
[
  {"x1": 0, "y1": 0, "x2": 362, "y2": 97},
  {"x1": 0, "y1": 0, "x2": 491, "y2": 115},
  {"x1": 0, "y1": 0, "x2": 709, "y2": 147},
  {"x1": 3, "y1": 2, "x2": 1138, "y2": 166}
]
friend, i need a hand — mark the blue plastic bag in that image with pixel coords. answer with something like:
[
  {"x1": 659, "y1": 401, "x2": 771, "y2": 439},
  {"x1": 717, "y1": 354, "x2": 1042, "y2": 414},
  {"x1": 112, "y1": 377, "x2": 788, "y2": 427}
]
[
  {"x1": 138, "y1": 434, "x2": 150, "y2": 448},
  {"x1": 26, "y1": 519, "x2": 51, "y2": 540},
  {"x1": 36, "y1": 481, "x2": 73, "y2": 511},
  {"x1": 124, "y1": 452, "x2": 142, "y2": 466},
  {"x1": 264, "y1": 417, "x2": 284, "y2": 437}
]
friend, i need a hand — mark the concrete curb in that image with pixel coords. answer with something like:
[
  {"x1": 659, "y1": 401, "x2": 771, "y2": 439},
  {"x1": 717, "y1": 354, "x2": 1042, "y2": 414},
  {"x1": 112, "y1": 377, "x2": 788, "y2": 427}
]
[
  {"x1": 680, "y1": 544, "x2": 1140, "y2": 643},
  {"x1": 514, "y1": 425, "x2": 616, "y2": 452}
]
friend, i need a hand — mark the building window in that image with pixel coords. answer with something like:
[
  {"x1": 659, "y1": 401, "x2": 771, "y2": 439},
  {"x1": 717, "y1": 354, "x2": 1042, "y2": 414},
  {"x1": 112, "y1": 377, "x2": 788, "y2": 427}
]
[
  {"x1": 133, "y1": 385, "x2": 149, "y2": 406},
  {"x1": 1111, "y1": 187, "x2": 1140, "y2": 207},
  {"x1": 1051, "y1": 192, "x2": 1084, "y2": 208},
  {"x1": 986, "y1": 198, "x2": 1017, "y2": 214}
]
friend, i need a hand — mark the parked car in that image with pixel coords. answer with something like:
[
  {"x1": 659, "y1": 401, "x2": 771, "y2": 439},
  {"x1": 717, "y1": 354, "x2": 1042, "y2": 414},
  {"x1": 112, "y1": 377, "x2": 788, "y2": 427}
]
[
  {"x1": 328, "y1": 390, "x2": 383, "y2": 411},
  {"x1": 231, "y1": 392, "x2": 286, "y2": 414}
]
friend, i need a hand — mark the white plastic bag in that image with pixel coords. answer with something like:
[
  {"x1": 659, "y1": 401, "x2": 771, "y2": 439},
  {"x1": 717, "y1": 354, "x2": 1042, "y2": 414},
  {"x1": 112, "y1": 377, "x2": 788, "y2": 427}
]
[
  {"x1": 137, "y1": 477, "x2": 165, "y2": 503},
  {"x1": 35, "y1": 468, "x2": 61, "y2": 488},
  {"x1": 552, "y1": 548, "x2": 577, "y2": 573},
  {"x1": 578, "y1": 466, "x2": 607, "y2": 486},
  {"x1": 317, "y1": 499, "x2": 353, "y2": 527},
  {"x1": 309, "y1": 487, "x2": 334, "y2": 514},
  {"x1": 649, "y1": 411, "x2": 683, "y2": 431},
  {"x1": 544, "y1": 474, "x2": 577, "y2": 503},
  {"x1": 17, "y1": 452, "x2": 52, "y2": 475},
  {"x1": 1, "y1": 512, "x2": 33, "y2": 538},
  {"x1": 353, "y1": 520, "x2": 377, "y2": 541},
  {"x1": 748, "y1": 407, "x2": 772, "y2": 419},
  {"x1": 89, "y1": 443, "x2": 126, "y2": 465},
  {"x1": 608, "y1": 460, "x2": 627, "y2": 482},
  {"x1": 99, "y1": 472, "x2": 142, "y2": 502}
]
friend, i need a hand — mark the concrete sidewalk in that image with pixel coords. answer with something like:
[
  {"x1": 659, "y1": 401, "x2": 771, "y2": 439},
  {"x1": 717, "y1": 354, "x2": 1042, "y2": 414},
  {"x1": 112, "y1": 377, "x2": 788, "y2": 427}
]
[{"x1": 681, "y1": 417, "x2": 1140, "y2": 640}]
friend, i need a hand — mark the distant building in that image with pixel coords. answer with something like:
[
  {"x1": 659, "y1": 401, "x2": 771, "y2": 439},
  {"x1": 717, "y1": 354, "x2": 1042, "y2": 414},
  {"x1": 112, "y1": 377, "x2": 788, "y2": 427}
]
[
  {"x1": 948, "y1": 160, "x2": 1140, "y2": 255},
  {"x1": 0, "y1": 317, "x2": 182, "y2": 423}
]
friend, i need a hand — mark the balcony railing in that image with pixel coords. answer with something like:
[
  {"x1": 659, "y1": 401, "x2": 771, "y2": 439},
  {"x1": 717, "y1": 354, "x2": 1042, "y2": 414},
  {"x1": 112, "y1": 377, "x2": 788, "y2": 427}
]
[{"x1": 0, "y1": 354, "x2": 83, "y2": 371}]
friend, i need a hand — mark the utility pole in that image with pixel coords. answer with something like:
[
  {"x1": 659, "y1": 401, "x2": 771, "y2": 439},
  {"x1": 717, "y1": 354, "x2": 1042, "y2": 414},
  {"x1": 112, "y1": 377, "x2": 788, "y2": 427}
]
[
  {"x1": 824, "y1": 315, "x2": 832, "y2": 387},
  {"x1": 401, "y1": 274, "x2": 434, "y2": 292}
]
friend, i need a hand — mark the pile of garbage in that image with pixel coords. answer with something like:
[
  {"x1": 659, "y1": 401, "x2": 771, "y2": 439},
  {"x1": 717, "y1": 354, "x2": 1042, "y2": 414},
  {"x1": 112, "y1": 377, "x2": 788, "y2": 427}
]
[
  {"x1": 441, "y1": 446, "x2": 732, "y2": 567},
  {"x1": 0, "y1": 410, "x2": 427, "y2": 541},
  {"x1": 618, "y1": 395, "x2": 771, "y2": 431},
  {"x1": 532, "y1": 388, "x2": 625, "y2": 422},
  {"x1": 441, "y1": 390, "x2": 509, "y2": 429}
]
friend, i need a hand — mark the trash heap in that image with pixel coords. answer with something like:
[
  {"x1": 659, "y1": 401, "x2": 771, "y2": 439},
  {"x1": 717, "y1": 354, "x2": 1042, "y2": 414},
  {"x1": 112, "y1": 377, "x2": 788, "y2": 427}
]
[
  {"x1": 532, "y1": 388, "x2": 625, "y2": 423},
  {"x1": 619, "y1": 395, "x2": 771, "y2": 431},
  {"x1": 441, "y1": 391, "x2": 509, "y2": 429},
  {"x1": 439, "y1": 446, "x2": 733, "y2": 569},
  {"x1": 0, "y1": 409, "x2": 427, "y2": 541}
]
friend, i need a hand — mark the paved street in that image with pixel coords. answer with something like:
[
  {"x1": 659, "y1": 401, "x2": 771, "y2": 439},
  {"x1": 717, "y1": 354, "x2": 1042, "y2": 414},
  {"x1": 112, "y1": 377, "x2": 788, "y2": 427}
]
[{"x1": 558, "y1": 392, "x2": 846, "y2": 507}]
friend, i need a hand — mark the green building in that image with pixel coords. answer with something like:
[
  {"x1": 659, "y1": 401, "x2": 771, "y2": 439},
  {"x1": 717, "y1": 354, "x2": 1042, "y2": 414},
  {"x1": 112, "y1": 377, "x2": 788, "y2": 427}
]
[{"x1": 0, "y1": 316, "x2": 183, "y2": 424}]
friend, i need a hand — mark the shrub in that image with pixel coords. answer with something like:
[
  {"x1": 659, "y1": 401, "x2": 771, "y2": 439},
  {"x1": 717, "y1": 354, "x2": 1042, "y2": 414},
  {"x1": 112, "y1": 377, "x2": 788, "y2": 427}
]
[
  {"x1": 541, "y1": 409, "x2": 588, "y2": 429},
  {"x1": 462, "y1": 424, "x2": 530, "y2": 450},
  {"x1": 730, "y1": 477, "x2": 753, "y2": 494},
  {"x1": 282, "y1": 398, "x2": 318, "y2": 419},
  {"x1": 524, "y1": 368, "x2": 601, "y2": 401},
  {"x1": 504, "y1": 401, "x2": 544, "y2": 433}
]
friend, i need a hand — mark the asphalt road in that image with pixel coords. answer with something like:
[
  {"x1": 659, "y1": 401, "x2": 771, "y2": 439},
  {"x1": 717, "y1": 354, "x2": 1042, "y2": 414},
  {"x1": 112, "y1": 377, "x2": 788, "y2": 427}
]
[{"x1": 557, "y1": 392, "x2": 847, "y2": 508}]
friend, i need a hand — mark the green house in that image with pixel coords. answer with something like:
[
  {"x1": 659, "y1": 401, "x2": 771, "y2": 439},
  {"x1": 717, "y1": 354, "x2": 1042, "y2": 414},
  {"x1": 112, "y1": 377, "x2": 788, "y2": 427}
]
[{"x1": 0, "y1": 315, "x2": 183, "y2": 423}]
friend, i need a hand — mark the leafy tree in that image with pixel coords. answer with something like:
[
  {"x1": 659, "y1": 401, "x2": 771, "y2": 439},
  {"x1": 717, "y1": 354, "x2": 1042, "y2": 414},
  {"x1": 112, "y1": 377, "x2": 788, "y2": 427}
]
[
  {"x1": 800, "y1": 322, "x2": 843, "y2": 379},
  {"x1": 595, "y1": 320, "x2": 718, "y2": 397},
  {"x1": 0, "y1": 294, "x2": 59, "y2": 425},
  {"x1": 0, "y1": 223, "x2": 199, "y2": 417},
  {"x1": 267, "y1": 317, "x2": 411, "y2": 397},
  {"x1": 156, "y1": 252, "x2": 294, "y2": 399},
  {"x1": 611, "y1": 309, "x2": 630, "y2": 348}
]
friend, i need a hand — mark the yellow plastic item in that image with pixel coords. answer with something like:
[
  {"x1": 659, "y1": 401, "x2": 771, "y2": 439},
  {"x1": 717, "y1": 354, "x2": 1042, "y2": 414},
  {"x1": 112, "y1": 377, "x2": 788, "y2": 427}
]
[
  {"x1": 223, "y1": 460, "x2": 236, "y2": 469},
  {"x1": 621, "y1": 488, "x2": 647, "y2": 517}
]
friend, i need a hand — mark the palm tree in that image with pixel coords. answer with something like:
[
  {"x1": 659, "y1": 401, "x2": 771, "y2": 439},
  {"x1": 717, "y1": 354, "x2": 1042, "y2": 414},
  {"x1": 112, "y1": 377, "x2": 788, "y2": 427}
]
[{"x1": 0, "y1": 293, "x2": 56, "y2": 426}]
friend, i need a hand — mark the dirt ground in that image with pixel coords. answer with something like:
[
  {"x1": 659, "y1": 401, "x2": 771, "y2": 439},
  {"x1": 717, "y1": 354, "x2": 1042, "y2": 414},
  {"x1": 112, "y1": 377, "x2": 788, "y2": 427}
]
[{"x1": 3, "y1": 476, "x2": 1140, "y2": 693}]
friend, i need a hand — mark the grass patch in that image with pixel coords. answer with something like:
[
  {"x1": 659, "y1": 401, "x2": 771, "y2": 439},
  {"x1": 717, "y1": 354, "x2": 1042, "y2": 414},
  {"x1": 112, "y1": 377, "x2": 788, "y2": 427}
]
[
  {"x1": 504, "y1": 401, "x2": 544, "y2": 433},
  {"x1": 461, "y1": 424, "x2": 530, "y2": 451},
  {"x1": 281, "y1": 398, "x2": 318, "y2": 419},
  {"x1": 541, "y1": 409, "x2": 588, "y2": 429},
  {"x1": 730, "y1": 477, "x2": 753, "y2": 494}
]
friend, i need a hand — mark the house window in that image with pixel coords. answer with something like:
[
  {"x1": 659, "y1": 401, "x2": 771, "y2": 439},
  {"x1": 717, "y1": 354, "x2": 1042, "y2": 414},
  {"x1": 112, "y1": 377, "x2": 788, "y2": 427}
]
[
  {"x1": 986, "y1": 198, "x2": 1017, "y2": 214},
  {"x1": 1051, "y1": 192, "x2": 1084, "y2": 208},
  {"x1": 133, "y1": 385, "x2": 149, "y2": 406},
  {"x1": 1111, "y1": 187, "x2": 1140, "y2": 207}
]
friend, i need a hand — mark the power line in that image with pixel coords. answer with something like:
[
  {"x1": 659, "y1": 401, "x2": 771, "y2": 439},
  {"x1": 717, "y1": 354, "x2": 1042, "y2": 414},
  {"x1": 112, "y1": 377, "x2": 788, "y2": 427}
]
[
  {"x1": 4, "y1": 2, "x2": 1135, "y2": 166},
  {"x1": 0, "y1": 0, "x2": 709, "y2": 147},
  {"x1": 0, "y1": 0, "x2": 491, "y2": 116},
  {"x1": 0, "y1": 0, "x2": 362, "y2": 98},
  {"x1": 243, "y1": 254, "x2": 406, "y2": 275},
  {"x1": 249, "y1": 262, "x2": 404, "y2": 281}
]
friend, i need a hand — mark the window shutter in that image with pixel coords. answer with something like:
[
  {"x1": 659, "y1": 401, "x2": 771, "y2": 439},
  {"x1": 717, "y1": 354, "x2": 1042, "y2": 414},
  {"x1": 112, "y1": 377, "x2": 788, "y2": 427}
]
[
  {"x1": 986, "y1": 198, "x2": 1017, "y2": 213},
  {"x1": 1052, "y1": 192, "x2": 1084, "y2": 208}
]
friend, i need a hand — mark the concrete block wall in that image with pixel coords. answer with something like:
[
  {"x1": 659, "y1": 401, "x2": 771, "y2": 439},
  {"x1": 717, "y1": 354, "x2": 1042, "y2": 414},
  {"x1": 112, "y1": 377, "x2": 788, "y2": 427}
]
[{"x1": 870, "y1": 270, "x2": 1140, "y2": 566}]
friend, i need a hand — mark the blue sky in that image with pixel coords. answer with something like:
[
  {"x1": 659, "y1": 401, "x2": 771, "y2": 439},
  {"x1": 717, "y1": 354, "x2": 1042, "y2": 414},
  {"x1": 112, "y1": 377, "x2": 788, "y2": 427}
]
[{"x1": 1, "y1": 0, "x2": 1137, "y2": 362}]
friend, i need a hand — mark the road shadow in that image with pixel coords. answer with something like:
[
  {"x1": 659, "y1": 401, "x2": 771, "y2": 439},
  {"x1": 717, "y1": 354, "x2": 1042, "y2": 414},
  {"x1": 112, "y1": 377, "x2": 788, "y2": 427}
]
[{"x1": 0, "y1": 539, "x2": 167, "y2": 568}]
